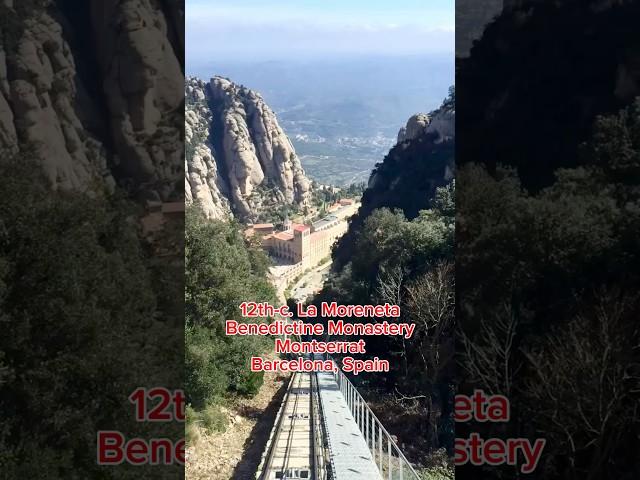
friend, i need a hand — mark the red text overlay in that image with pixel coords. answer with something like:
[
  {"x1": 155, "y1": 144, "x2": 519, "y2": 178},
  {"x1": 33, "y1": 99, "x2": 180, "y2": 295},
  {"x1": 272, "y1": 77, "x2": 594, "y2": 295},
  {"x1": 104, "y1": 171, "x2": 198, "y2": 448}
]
[
  {"x1": 455, "y1": 390, "x2": 546, "y2": 474},
  {"x1": 97, "y1": 388, "x2": 185, "y2": 466}
]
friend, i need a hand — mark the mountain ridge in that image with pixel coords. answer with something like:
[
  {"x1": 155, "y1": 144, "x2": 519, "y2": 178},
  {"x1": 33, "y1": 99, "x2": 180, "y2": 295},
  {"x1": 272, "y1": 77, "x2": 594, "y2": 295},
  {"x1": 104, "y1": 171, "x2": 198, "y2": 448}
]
[{"x1": 185, "y1": 75, "x2": 311, "y2": 222}]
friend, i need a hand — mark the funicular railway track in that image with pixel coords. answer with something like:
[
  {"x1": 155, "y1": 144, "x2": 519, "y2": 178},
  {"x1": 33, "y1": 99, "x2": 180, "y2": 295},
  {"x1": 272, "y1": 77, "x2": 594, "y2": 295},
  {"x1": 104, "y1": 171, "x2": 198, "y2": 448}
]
[
  {"x1": 257, "y1": 370, "x2": 326, "y2": 480},
  {"x1": 256, "y1": 353, "x2": 419, "y2": 480}
]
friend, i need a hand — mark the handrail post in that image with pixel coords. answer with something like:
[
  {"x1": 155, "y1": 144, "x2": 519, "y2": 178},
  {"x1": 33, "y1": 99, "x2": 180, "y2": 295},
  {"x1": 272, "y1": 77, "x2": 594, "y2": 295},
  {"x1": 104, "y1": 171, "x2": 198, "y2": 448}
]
[
  {"x1": 365, "y1": 406, "x2": 369, "y2": 447},
  {"x1": 371, "y1": 411, "x2": 375, "y2": 454},
  {"x1": 378, "y1": 424, "x2": 383, "y2": 471},
  {"x1": 388, "y1": 437, "x2": 392, "y2": 480},
  {"x1": 350, "y1": 383, "x2": 354, "y2": 414}
]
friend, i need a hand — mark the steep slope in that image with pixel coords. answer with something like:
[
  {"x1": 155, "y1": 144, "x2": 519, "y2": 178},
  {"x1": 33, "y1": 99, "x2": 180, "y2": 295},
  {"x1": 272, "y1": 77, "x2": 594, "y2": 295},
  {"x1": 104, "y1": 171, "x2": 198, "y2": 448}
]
[
  {"x1": 185, "y1": 76, "x2": 311, "y2": 222},
  {"x1": 0, "y1": 3, "x2": 185, "y2": 477},
  {"x1": 397, "y1": 90, "x2": 455, "y2": 144},
  {"x1": 333, "y1": 89, "x2": 455, "y2": 269},
  {"x1": 185, "y1": 78, "x2": 231, "y2": 219},
  {"x1": 456, "y1": 4, "x2": 640, "y2": 478},
  {"x1": 0, "y1": 0, "x2": 184, "y2": 200},
  {"x1": 457, "y1": 0, "x2": 640, "y2": 190}
]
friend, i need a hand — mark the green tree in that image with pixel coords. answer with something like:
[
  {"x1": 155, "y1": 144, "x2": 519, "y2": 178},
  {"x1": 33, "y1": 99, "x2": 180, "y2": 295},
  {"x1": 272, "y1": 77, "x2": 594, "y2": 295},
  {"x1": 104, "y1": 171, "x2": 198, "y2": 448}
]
[
  {"x1": 185, "y1": 207, "x2": 275, "y2": 411},
  {"x1": 0, "y1": 152, "x2": 181, "y2": 478}
]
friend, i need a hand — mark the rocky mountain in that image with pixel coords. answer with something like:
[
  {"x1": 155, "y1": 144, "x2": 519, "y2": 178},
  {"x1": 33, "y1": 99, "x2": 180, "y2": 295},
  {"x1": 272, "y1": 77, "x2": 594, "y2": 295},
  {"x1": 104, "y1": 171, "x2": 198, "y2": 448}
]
[
  {"x1": 333, "y1": 88, "x2": 455, "y2": 269},
  {"x1": 397, "y1": 95, "x2": 455, "y2": 145},
  {"x1": 204, "y1": 56, "x2": 454, "y2": 187},
  {"x1": 185, "y1": 76, "x2": 311, "y2": 222},
  {"x1": 397, "y1": 114, "x2": 431, "y2": 143},
  {"x1": 456, "y1": 0, "x2": 631, "y2": 59},
  {"x1": 0, "y1": 0, "x2": 184, "y2": 201},
  {"x1": 0, "y1": 3, "x2": 185, "y2": 477},
  {"x1": 457, "y1": 0, "x2": 640, "y2": 190}
]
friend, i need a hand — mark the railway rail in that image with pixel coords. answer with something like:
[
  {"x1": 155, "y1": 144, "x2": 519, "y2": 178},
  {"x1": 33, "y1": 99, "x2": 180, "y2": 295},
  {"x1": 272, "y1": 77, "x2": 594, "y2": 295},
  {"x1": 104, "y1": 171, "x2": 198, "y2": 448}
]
[{"x1": 257, "y1": 371, "x2": 326, "y2": 480}]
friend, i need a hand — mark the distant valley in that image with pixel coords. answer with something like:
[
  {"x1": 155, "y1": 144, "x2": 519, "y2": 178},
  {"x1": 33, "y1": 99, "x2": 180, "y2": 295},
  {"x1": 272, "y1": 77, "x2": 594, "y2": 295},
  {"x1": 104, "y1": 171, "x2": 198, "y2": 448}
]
[{"x1": 188, "y1": 55, "x2": 454, "y2": 185}]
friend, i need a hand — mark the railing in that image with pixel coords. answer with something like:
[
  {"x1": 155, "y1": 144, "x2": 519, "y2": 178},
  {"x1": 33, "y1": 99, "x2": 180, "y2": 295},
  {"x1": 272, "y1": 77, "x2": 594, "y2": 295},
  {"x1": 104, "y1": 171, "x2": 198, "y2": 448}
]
[{"x1": 327, "y1": 357, "x2": 421, "y2": 480}]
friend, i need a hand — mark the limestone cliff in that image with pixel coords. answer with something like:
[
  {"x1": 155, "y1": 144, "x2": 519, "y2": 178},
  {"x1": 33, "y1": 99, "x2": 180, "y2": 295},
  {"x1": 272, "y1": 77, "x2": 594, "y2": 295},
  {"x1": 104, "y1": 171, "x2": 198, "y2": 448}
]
[
  {"x1": 185, "y1": 77, "x2": 230, "y2": 219},
  {"x1": 397, "y1": 89, "x2": 455, "y2": 146},
  {"x1": 185, "y1": 76, "x2": 311, "y2": 222},
  {"x1": 397, "y1": 113, "x2": 431, "y2": 143},
  {"x1": 0, "y1": 0, "x2": 184, "y2": 201}
]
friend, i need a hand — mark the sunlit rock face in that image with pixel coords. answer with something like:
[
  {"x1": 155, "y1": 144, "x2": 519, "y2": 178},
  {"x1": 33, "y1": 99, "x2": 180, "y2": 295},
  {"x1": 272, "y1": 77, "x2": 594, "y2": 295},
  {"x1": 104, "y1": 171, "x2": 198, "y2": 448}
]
[
  {"x1": 397, "y1": 105, "x2": 455, "y2": 145},
  {"x1": 0, "y1": 0, "x2": 184, "y2": 200},
  {"x1": 185, "y1": 77, "x2": 230, "y2": 220},
  {"x1": 185, "y1": 75, "x2": 311, "y2": 222}
]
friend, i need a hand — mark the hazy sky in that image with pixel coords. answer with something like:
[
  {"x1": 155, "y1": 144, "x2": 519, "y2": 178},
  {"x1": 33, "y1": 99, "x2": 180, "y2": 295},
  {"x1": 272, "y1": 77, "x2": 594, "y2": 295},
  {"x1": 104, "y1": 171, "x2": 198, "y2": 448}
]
[{"x1": 186, "y1": 0, "x2": 454, "y2": 63}]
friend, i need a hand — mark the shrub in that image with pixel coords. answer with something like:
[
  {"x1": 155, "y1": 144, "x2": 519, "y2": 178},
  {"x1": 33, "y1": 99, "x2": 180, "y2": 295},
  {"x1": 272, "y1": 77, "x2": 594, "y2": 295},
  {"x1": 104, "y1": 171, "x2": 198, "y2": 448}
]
[
  {"x1": 233, "y1": 369, "x2": 264, "y2": 397},
  {"x1": 185, "y1": 422, "x2": 201, "y2": 446},
  {"x1": 200, "y1": 404, "x2": 228, "y2": 433}
]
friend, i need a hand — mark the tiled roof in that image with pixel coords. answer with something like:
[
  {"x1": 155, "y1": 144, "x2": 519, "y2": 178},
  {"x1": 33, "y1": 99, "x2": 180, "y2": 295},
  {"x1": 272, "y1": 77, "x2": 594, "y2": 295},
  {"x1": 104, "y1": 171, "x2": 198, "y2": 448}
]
[{"x1": 273, "y1": 232, "x2": 294, "y2": 241}]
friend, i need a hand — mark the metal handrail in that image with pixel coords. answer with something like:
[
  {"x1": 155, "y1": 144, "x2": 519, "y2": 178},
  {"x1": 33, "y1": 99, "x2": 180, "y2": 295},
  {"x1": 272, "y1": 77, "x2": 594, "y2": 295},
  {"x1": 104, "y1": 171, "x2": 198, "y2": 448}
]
[{"x1": 326, "y1": 355, "x2": 421, "y2": 480}]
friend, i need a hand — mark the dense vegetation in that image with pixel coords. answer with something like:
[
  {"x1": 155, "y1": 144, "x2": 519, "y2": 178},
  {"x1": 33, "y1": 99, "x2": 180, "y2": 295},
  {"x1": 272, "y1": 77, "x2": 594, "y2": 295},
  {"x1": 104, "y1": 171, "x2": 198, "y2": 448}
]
[
  {"x1": 312, "y1": 185, "x2": 454, "y2": 475},
  {"x1": 457, "y1": 99, "x2": 640, "y2": 480},
  {"x1": 252, "y1": 180, "x2": 365, "y2": 224},
  {"x1": 185, "y1": 206, "x2": 276, "y2": 438},
  {"x1": 456, "y1": 2, "x2": 640, "y2": 478},
  {"x1": 0, "y1": 152, "x2": 183, "y2": 479},
  {"x1": 311, "y1": 181, "x2": 365, "y2": 208}
]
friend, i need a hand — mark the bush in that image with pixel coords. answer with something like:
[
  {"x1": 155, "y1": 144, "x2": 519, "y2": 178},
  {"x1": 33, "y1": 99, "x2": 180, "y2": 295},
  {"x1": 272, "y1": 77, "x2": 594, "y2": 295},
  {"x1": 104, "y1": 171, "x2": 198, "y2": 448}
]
[
  {"x1": 233, "y1": 369, "x2": 264, "y2": 396},
  {"x1": 200, "y1": 404, "x2": 228, "y2": 433},
  {"x1": 417, "y1": 466, "x2": 454, "y2": 480},
  {"x1": 185, "y1": 422, "x2": 201, "y2": 446},
  {"x1": 186, "y1": 403, "x2": 227, "y2": 441},
  {"x1": 0, "y1": 150, "x2": 182, "y2": 476},
  {"x1": 185, "y1": 327, "x2": 228, "y2": 409}
]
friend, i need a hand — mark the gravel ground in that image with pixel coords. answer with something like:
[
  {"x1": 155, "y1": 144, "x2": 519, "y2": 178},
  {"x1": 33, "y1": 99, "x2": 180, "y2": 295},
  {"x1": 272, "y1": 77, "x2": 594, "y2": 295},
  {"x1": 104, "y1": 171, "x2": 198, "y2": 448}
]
[{"x1": 186, "y1": 370, "x2": 290, "y2": 479}]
